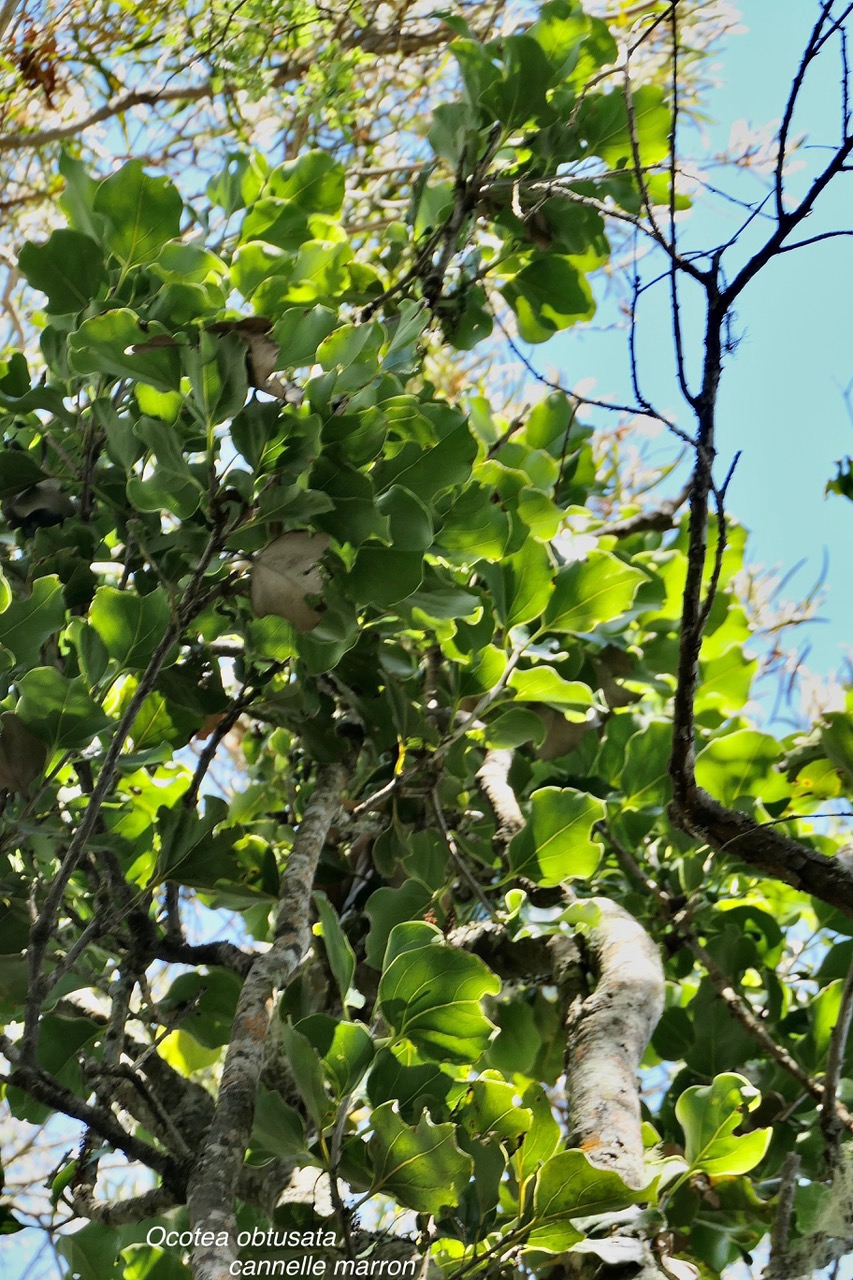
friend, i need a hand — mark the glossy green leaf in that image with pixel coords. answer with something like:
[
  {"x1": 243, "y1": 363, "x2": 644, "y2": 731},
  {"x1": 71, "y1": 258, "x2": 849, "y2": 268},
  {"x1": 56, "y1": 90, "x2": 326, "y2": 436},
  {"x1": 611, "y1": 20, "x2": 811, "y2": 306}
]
[
  {"x1": 529, "y1": 1149, "x2": 647, "y2": 1251},
  {"x1": 159, "y1": 969, "x2": 242, "y2": 1047},
  {"x1": 89, "y1": 586, "x2": 172, "y2": 670},
  {"x1": 695, "y1": 730, "x2": 789, "y2": 807},
  {"x1": 15, "y1": 668, "x2": 111, "y2": 748},
  {"x1": 19, "y1": 230, "x2": 106, "y2": 313},
  {"x1": 0, "y1": 575, "x2": 65, "y2": 664},
  {"x1": 378, "y1": 928, "x2": 500, "y2": 1063},
  {"x1": 313, "y1": 891, "x2": 357, "y2": 1009},
  {"x1": 68, "y1": 310, "x2": 182, "y2": 391},
  {"x1": 676, "y1": 1073, "x2": 772, "y2": 1177},
  {"x1": 280, "y1": 1019, "x2": 334, "y2": 1128},
  {"x1": 509, "y1": 786, "x2": 605, "y2": 887},
  {"x1": 508, "y1": 667, "x2": 594, "y2": 712},
  {"x1": 56, "y1": 1223, "x2": 120, "y2": 1280},
  {"x1": 544, "y1": 551, "x2": 647, "y2": 633},
  {"x1": 502, "y1": 255, "x2": 595, "y2": 343},
  {"x1": 368, "y1": 1100, "x2": 473, "y2": 1215},
  {"x1": 365, "y1": 882, "x2": 434, "y2": 969},
  {"x1": 251, "y1": 1086, "x2": 309, "y2": 1158},
  {"x1": 459, "y1": 1073, "x2": 533, "y2": 1145},
  {"x1": 93, "y1": 161, "x2": 183, "y2": 263},
  {"x1": 295, "y1": 1015, "x2": 374, "y2": 1097}
]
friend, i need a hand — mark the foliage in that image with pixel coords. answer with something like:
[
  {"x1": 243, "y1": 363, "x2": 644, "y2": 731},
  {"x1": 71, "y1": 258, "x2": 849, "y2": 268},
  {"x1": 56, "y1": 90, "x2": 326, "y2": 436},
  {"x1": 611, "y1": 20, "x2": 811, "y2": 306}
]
[{"x1": 1, "y1": 4, "x2": 853, "y2": 1280}]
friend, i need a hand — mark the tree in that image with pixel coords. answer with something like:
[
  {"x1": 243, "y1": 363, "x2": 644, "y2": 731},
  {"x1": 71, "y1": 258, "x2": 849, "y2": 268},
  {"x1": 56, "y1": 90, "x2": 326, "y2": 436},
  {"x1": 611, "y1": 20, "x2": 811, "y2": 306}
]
[{"x1": 1, "y1": 3, "x2": 853, "y2": 1280}]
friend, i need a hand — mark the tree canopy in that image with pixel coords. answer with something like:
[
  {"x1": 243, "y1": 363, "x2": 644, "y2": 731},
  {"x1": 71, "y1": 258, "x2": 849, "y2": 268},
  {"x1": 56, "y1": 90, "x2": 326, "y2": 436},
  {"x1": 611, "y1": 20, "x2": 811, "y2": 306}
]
[{"x1": 2, "y1": 4, "x2": 853, "y2": 1280}]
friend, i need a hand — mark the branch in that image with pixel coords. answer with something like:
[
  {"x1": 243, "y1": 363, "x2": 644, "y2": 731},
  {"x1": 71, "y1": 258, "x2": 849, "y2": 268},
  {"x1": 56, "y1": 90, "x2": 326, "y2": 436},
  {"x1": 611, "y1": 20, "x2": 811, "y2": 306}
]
[
  {"x1": 564, "y1": 899, "x2": 665, "y2": 1188},
  {"x1": 723, "y1": 129, "x2": 853, "y2": 308},
  {"x1": 1, "y1": 1034, "x2": 179, "y2": 1184},
  {"x1": 187, "y1": 763, "x2": 348, "y2": 1280},
  {"x1": 70, "y1": 1183, "x2": 178, "y2": 1226},
  {"x1": 22, "y1": 528, "x2": 224, "y2": 1060},
  {"x1": 595, "y1": 481, "x2": 691, "y2": 539},
  {"x1": 608, "y1": 831, "x2": 853, "y2": 1135},
  {"x1": 152, "y1": 935, "x2": 255, "y2": 979},
  {"x1": 763, "y1": 1152, "x2": 801, "y2": 1280},
  {"x1": 670, "y1": 785, "x2": 853, "y2": 918},
  {"x1": 0, "y1": 20, "x2": 474, "y2": 154},
  {"x1": 476, "y1": 748, "x2": 524, "y2": 857}
]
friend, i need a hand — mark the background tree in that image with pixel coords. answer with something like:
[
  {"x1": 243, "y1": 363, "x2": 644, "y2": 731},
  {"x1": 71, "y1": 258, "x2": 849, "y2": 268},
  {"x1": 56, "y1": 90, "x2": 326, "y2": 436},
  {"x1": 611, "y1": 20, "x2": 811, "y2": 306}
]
[{"x1": 1, "y1": 4, "x2": 853, "y2": 1280}]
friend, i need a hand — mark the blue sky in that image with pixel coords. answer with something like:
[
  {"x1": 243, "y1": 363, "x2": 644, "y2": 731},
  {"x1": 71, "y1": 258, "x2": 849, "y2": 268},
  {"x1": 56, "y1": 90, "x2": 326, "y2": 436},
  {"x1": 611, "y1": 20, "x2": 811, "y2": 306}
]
[{"x1": 548, "y1": 0, "x2": 853, "y2": 688}]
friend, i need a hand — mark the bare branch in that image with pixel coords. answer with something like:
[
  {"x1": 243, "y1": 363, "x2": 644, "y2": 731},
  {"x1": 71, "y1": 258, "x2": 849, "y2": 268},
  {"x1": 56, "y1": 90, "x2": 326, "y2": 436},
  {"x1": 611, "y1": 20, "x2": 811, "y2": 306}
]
[{"x1": 595, "y1": 481, "x2": 691, "y2": 539}]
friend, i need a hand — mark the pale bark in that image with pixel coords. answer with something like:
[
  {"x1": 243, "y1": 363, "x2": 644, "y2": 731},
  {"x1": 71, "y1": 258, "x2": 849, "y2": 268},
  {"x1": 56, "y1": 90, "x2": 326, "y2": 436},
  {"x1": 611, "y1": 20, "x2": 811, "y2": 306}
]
[
  {"x1": 564, "y1": 899, "x2": 665, "y2": 1189},
  {"x1": 187, "y1": 763, "x2": 348, "y2": 1280}
]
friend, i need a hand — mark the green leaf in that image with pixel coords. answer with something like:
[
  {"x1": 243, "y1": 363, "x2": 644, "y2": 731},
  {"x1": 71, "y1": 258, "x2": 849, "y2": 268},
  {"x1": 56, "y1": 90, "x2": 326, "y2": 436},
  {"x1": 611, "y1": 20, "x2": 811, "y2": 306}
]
[
  {"x1": 127, "y1": 418, "x2": 204, "y2": 518},
  {"x1": 577, "y1": 85, "x2": 670, "y2": 170},
  {"x1": 272, "y1": 306, "x2": 338, "y2": 366},
  {"x1": 378, "y1": 421, "x2": 478, "y2": 501},
  {"x1": 251, "y1": 1086, "x2": 309, "y2": 1158},
  {"x1": 56, "y1": 1223, "x2": 120, "y2": 1280},
  {"x1": 156, "y1": 797, "x2": 240, "y2": 888},
  {"x1": 15, "y1": 667, "x2": 111, "y2": 748},
  {"x1": 365, "y1": 882, "x2": 433, "y2": 969},
  {"x1": 502, "y1": 256, "x2": 595, "y2": 343},
  {"x1": 59, "y1": 151, "x2": 105, "y2": 241},
  {"x1": 368, "y1": 1100, "x2": 473, "y2": 1215},
  {"x1": 347, "y1": 548, "x2": 424, "y2": 607},
  {"x1": 378, "y1": 927, "x2": 500, "y2": 1063},
  {"x1": 459, "y1": 1074, "x2": 533, "y2": 1146},
  {"x1": 159, "y1": 969, "x2": 242, "y2": 1048},
  {"x1": 529, "y1": 1149, "x2": 648, "y2": 1251},
  {"x1": 675, "y1": 1073, "x2": 772, "y2": 1177},
  {"x1": 367, "y1": 1048, "x2": 457, "y2": 1122},
  {"x1": 620, "y1": 720, "x2": 672, "y2": 808},
  {"x1": 438, "y1": 484, "x2": 510, "y2": 561},
  {"x1": 0, "y1": 711, "x2": 48, "y2": 793},
  {"x1": 268, "y1": 150, "x2": 346, "y2": 214},
  {"x1": 544, "y1": 551, "x2": 647, "y2": 633},
  {"x1": 377, "y1": 485, "x2": 434, "y2": 552},
  {"x1": 509, "y1": 787, "x2": 605, "y2": 887},
  {"x1": 68, "y1": 310, "x2": 182, "y2": 391},
  {"x1": 295, "y1": 1015, "x2": 374, "y2": 1097},
  {"x1": 19, "y1": 230, "x2": 106, "y2": 314},
  {"x1": 508, "y1": 668, "x2": 594, "y2": 713},
  {"x1": 0, "y1": 575, "x2": 65, "y2": 664},
  {"x1": 695, "y1": 730, "x2": 788, "y2": 808},
  {"x1": 484, "y1": 706, "x2": 546, "y2": 749},
  {"x1": 93, "y1": 160, "x2": 183, "y2": 264},
  {"x1": 313, "y1": 891, "x2": 357, "y2": 1009},
  {"x1": 488, "y1": 539, "x2": 555, "y2": 628},
  {"x1": 280, "y1": 1019, "x2": 333, "y2": 1128},
  {"x1": 89, "y1": 586, "x2": 172, "y2": 671}
]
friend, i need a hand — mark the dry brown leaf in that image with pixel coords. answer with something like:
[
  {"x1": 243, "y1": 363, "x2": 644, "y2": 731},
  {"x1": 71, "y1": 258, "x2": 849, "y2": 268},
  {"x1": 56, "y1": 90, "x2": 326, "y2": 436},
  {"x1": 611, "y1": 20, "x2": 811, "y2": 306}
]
[{"x1": 250, "y1": 531, "x2": 331, "y2": 632}]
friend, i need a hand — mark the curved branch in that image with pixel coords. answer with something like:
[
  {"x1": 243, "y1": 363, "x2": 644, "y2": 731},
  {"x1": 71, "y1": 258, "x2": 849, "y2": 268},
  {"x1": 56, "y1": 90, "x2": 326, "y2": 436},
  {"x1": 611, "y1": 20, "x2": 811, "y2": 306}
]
[
  {"x1": 564, "y1": 899, "x2": 665, "y2": 1188},
  {"x1": 70, "y1": 1183, "x2": 178, "y2": 1226},
  {"x1": 670, "y1": 785, "x2": 853, "y2": 918},
  {"x1": 476, "y1": 747, "x2": 524, "y2": 856},
  {"x1": 608, "y1": 830, "x2": 853, "y2": 1137}
]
